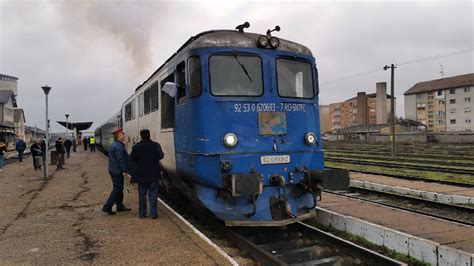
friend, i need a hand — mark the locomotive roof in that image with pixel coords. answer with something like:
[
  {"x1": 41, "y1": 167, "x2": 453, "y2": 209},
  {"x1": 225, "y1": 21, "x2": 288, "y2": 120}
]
[{"x1": 135, "y1": 30, "x2": 313, "y2": 92}]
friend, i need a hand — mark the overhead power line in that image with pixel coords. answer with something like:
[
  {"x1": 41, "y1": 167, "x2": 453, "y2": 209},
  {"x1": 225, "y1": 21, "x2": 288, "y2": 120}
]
[{"x1": 321, "y1": 48, "x2": 474, "y2": 86}]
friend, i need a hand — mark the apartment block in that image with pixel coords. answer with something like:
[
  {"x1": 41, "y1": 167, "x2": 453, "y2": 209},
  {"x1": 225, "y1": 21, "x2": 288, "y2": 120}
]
[
  {"x1": 324, "y1": 82, "x2": 393, "y2": 132},
  {"x1": 404, "y1": 73, "x2": 474, "y2": 132}
]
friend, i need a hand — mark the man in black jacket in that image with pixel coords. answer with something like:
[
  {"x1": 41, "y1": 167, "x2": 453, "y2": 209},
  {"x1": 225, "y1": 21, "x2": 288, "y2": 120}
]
[
  {"x1": 55, "y1": 138, "x2": 66, "y2": 170},
  {"x1": 64, "y1": 138, "x2": 73, "y2": 158},
  {"x1": 130, "y1": 129, "x2": 164, "y2": 219},
  {"x1": 30, "y1": 140, "x2": 43, "y2": 170}
]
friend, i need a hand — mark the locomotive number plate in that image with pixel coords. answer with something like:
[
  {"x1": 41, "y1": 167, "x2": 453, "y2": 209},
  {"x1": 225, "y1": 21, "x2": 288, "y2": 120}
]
[{"x1": 260, "y1": 155, "x2": 290, "y2": 165}]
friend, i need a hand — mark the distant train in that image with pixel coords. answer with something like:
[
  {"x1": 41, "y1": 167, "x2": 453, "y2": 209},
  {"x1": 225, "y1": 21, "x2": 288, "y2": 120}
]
[{"x1": 96, "y1": 24, "x2": 348, "y2": 226}]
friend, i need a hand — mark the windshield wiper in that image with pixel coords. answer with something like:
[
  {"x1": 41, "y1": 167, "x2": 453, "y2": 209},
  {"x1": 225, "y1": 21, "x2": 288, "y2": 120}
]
[{"x1": 233, "y1": 51, "x2": 253, "y2": 82}]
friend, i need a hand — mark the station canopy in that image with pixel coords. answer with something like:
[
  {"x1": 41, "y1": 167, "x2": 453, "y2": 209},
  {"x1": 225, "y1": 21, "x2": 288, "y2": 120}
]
[{"x1": 56, "y1": 121, "x2": 93, "y2": 131}]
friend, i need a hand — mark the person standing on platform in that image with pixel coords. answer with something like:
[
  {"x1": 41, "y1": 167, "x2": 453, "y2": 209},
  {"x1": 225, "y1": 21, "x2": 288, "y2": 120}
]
[
  {"x1": 55, "y1": 137, "x2": 66, "y2": 170},
  {"x1": 102, "y1": 128, "x2": 131, "y2": 215},
  {"x1": 64, "y1": 138, "x2": 73, "y2": 158},
  {"x1": 0, "y1": 141, "x2": 7, "y2": 172},
  {"x1": 83, "y1": 137, "x2": 88, "y2": 151},
  {"x1": 15, "y1": 137, "x2": 26, "y2": 162},
  {"x1": 72, "y1": 138, "x2": 77, "y2": 152},
  {"x1": 130, "y1": 129, "x2": 164, "y2": 219},
  {"x1": 30, "y1": 140, "x2": 43, "y2": 170},
  {"x1": 89, "y1": 136, "x2": 96, "y2": 152}
]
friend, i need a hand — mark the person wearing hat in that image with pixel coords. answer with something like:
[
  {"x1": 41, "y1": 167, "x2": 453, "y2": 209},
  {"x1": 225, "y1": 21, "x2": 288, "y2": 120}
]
[
  {"x1": 130, "y1": 129, "x2": 164, "y2": 219},
  {"x1": 102, "y1": 128, "x2": 131, "y2": 215}
]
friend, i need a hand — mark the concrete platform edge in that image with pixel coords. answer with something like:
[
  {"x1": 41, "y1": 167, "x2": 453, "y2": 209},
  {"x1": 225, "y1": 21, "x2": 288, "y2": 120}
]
[
  {"x1": 158, "y1": 198, "x2": 239, "y2": 266},
  {"x1": 350, "y1": 180, "x2": 473, "y2": 206},
  {"x1": 315, "y1": 207, "x2": 474, "y2": 265}
]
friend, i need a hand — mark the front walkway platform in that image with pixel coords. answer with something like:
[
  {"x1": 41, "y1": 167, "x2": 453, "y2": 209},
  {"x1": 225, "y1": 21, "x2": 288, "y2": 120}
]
[{"x1": 0, "y1": 150, "x2": 234, "y2": 264}]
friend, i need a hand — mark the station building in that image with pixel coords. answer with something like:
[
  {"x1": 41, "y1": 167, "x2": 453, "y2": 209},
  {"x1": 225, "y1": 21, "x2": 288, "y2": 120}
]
[
  {"x1": 404, "y1": 73, "x2": 474, "y2": 132},
  {"x1": 321, "y1": 82, "x2": 394, "y2": 133}
]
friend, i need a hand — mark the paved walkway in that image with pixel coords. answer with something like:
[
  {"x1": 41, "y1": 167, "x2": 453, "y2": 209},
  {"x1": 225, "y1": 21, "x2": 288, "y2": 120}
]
[
  {"x1": 0, "y1": 150, "x2": 232, "y2": 264},
  {"x1": 350, "y1": 172, "x2": 474, "y2": 197}
]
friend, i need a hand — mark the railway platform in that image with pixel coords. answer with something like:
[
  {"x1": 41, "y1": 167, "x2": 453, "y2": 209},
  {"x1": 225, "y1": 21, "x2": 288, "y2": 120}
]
[
  {"x1": 317, "y1": 192, "x2": 474, "y2": 265},
  {"x1": 0, "y1": 150, "x2": 235, "y2": 264}
]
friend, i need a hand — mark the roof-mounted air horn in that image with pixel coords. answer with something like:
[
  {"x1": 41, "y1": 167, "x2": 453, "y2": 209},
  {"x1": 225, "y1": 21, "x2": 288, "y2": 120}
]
[{"x1": 236, "y1": 22, "x2": 250, "y2": 33}]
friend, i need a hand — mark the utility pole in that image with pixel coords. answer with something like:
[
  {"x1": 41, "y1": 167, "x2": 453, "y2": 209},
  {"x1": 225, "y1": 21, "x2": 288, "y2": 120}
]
[
  {"x1": 383, "y1": 64, "x2": 397, "y2": 159},
  {"x1": 42, "y1": 85, "x2": 51, "y2": 179}
]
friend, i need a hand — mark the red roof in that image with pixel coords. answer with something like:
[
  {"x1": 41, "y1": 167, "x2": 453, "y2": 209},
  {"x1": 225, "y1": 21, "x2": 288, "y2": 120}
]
[{"x1": 404, "y1": 73, "x2": 474, "y2": 95}]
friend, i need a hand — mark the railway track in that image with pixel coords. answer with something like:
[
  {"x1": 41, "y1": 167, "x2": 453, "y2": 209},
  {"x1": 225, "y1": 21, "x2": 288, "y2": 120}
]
[
  {"x1": 325, "y1": 187, "x2": 474, "y2": 226},
  {"x1": 325, "y1": 157, "x2": 474, "y2": 176},
  {"x1": 325, "y1": 166, "x2": 474, "y2": 188},
  {"x1": 227, "y1": 222, "x2": 403, "y2": 265},
  {"x1": 325, "y1": 152, "x2": 474, "y2": 168}
]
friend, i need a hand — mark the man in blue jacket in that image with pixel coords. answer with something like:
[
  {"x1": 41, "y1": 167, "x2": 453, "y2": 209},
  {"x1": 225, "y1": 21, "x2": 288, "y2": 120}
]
[
  {"x1": 16, "y1": 137, "x2": 26, "y2": 162},
  {"x1": 130, "y1": 129, "x2": 164, "y2": 219},
  {"x1": 102, "y1": 128, "x2": 131, "y2": 215}
]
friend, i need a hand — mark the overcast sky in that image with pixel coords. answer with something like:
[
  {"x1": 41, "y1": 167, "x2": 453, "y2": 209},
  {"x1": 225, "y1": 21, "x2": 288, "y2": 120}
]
[{"x1": 1, "y1": 0, "x2": 472, "y2": 132}]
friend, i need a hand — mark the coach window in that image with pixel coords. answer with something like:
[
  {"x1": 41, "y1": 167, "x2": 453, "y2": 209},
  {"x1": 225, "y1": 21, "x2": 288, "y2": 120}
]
[
  {"x1": 277, "y1": 59, "x2": 314, "y2": 99},
  {"x1": 210, "y1": 55, "x2": 262, "y2": 96},
  {"x1": 144, "y1": 89, "x2": 151, "y2": 114},
  {"x1": 161, "y1": 74, "x2": 175, "y2": 129},
  {"x1": 151, "y1": 82, "x2": 159, "y2": 112},
  {"x1": 125, "y1": 102, "x2": 132, "y2": 122},
  {"x1": 139, "y1": 93, "x2": 144, "y2": 116},
  {"x1": 188, "y1": 56, "x2": 201, "y2": 97},
  {"x1": 132, "y1": 98, "x2": 136, "y2": 120}
]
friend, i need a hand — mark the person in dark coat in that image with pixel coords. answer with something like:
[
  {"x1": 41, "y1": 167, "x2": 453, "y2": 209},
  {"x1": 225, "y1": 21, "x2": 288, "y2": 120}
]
[
  {"x1": 64, "y1": 138, "x2": 73, "y2": 158},
  {"x1": 130, "y1": 129, "x2": 164, "y2": 219},
  {"x1": 55, "y1": 138, "x2": 66, "y2": 170},
  {"x1": 72, "y1": 137, "x2": 77, "y2": 152},
  {"x1": 0, "y1": 141, "x2": 6, "y2": 172},
  {"x1": 30, "y1": 140, "x2": 43, "y2": 170},
  {"x1": 102, "y1": 128, "x2": 131, "y2": 215},
  {"x1": 83, "y1": 137, "x2": 88, "y2": 151},
  {"x1": 15, "y1": 137, "x2": 26, "y2": 162}
]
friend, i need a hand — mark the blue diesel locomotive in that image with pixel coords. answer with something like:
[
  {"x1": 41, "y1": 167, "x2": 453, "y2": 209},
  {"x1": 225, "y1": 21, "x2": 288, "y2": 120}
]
[{"x1": 96, "y1": 24, "x2": 348, "y2": 226}]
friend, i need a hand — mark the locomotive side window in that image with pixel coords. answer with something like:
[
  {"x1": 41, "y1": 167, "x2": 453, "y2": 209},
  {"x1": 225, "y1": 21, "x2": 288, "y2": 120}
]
[
  {"x1": 188, "y1": 56, "x2": 201, "y2": 97},
  {"x1": 209, "y1": 55, "x2": 262, "y2": 96},
  {"x1": 176, "y1": 62, "x2": 186, "y2": 104},
  {"x1": 277, "y1": 59, "x2": 314, "y2": 99},
  {"x1": 161, "y1": 74, "x2": 175, "y2": 129}
]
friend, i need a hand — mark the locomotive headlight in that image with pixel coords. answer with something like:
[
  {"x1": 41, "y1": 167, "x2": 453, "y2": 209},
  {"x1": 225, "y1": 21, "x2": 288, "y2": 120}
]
[
  {"x1": 257, "y1": 35, "x2": 269, "y2": 48},
  {"x1": 305, "y1": 132, "x2": 317, "y2": 145},
  {"x1": 269, "y1": 37, "x2": 280, "y2": 49},
  {"x1": 223, "y1": 133, "x2": 238, "y2": 148}
]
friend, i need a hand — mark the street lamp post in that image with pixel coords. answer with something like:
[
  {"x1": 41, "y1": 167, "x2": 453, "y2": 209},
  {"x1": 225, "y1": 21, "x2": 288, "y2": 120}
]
[
  {"x1": 383, "y1": 64, "x2": 397, "y2": 159},
  {"x1": 65, "y1": 114, "x2": 70, "y2": 138},
  {"x1": 41, "y1": 85, "x2": 51, "y2": 179}
]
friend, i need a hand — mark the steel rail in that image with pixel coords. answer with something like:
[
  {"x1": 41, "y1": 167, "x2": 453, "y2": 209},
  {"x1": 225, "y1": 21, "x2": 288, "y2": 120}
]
[{"x1": 226, "y1": 222, "x2": 405, "y2": 265}]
